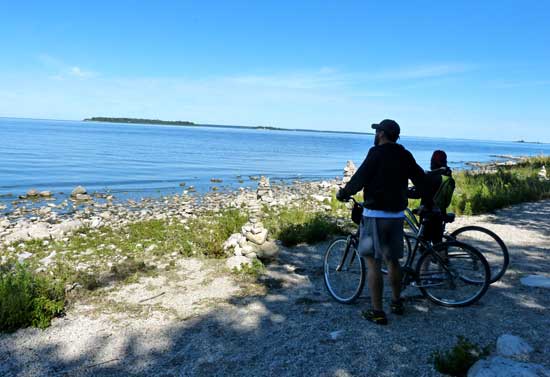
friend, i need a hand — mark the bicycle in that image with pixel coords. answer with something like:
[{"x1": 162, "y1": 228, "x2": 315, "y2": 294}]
[
  {"x1": 323, "y1": 198, "x2": 491, "y2": 307},
  {"x1": 404, "y1": 207, "x2": 509, "y2": 284}
]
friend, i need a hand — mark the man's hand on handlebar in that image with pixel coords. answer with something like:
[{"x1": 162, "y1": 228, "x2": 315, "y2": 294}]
[{"x1": 335, "y1": 188, "x2": 350, "y2": 202}]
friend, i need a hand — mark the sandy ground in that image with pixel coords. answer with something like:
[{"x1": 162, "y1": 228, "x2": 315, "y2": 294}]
[{"x1": 1, "y1": 200, "x2": 549, "y2": 376}]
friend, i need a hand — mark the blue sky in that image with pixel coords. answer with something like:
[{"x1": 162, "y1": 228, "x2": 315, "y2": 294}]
[{"x1": 1, "y1": 1, "x2": 549, "y2": 141}]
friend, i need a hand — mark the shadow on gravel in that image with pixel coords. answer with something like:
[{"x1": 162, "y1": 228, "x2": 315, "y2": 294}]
[
  {"x1": 2, "y1": 236, "x2": 550, "y2": 376},
  {"x1": 479, "y1": 200, "x2": 550, "y2": 238}
]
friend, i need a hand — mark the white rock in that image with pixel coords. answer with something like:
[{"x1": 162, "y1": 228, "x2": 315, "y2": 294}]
[
  {"x1": 241, "y1": 244, "x2": 255, "y2": 256},
  {"x1": 40, "y1": 191, "x2": 53, "y2": 198},
  {"x1": 468, "y1": 356, "x2": 550, "y2": 377},
  {"x1": 238, "y1": 236, "x2": 248, "y2": 248},
  {"x1": 38, "y1": 207, "x2": 52, "y2": 215},
  {"x1": 39, "y1": 251, "x2": 57, "y2": 266},
  {"x1": 245, "y1": 228, "x2": 268, "y2": 245},
  {"x1": 26, "y1": 189, "x2": 39, "y2": 197},
  {"x1": 520, "y1": 275, "x2": 550, "y2": 288},
  {"x1": 17, "y1": 252, "x2": 33, "y2": 263},
  {"x1": 54, "y1": 219, "x2": 83, "y2": 234},
  {"x1": 145, "y1": 244, "x2": 157, "y2": 252},
  {"x1": 223, "y1": 233, "x2": 243, "y2": 250},
  {"x1": 497, "y1": 335, "x2": 534, "y2": 357},
  {"x1": 311, "y1": 194, "x2": 330, "y2": 203},
  {"x1": 226, "y1": 255, "x2": 252, "y2": 271},
  {"x1": 330, "y1": 330, "x2": 344, "y2": 340},
  {"x1": 90, "y1": 217, "x2": 102, "y2": 228},
  {"x1": 254, "y1": 240, "x2": 280, "y2": 261}
]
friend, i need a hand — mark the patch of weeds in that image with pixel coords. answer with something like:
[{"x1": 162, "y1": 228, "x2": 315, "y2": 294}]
[
  {"x1": 74, "y1": 271, "x2": 101, "y2": 291},
  {"x1": 431, "y1": 336, "x2": 491, "y2": 377},
  {"x1": 0, "y1": 263, "x2": 65, "y2": 332},
  {"x1": 232, "y1": 258, "x2": 266, "y2": 278},
  {"x1": 278, "y1": 214, "x2": 344, "y2": 247},
  {"x1": 110, "y1": 258, "x2": 157, "y2": 283}
]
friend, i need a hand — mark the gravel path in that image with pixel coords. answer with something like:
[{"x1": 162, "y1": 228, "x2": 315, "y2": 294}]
[{"x1": 1, "y1": 200, "x2": 549, "y2": 376}]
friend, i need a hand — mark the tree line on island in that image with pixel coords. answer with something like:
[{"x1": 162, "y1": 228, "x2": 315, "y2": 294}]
[{"x1": 83, "y1": 117, "x2": 371, "y2": 135}]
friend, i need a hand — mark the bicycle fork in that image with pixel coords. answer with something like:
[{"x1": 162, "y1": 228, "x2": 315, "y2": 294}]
[{"x1": 336, "y1": 235, "x2": 355, "y2": 272}]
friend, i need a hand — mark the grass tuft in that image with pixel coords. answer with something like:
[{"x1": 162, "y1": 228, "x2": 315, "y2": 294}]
[{"x1": 431, "y1": 336, "x2": 491, "y2": 377}]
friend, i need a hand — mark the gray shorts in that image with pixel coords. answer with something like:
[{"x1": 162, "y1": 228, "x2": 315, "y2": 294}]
[{"x1": 358, "y1": 216, "x2": 404, "y2": 262}]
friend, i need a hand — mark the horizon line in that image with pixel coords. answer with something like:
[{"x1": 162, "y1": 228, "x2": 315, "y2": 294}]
[{"x1": 0, "y1": 115, "x2": 547, "y2": 145}]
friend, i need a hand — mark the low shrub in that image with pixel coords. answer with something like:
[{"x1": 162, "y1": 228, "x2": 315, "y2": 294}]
[
  {"x1": 0, "y1": 264, "x2": 65, "y2": 332},
  {"x1": 267, "y1": 210, "x2": 344, "y2": 247},
  {"x1": 431, "y1": 336, "x2": 491, "y2": 377},
  {"x1": 232, "y1": 258, "x2": 266, "y2": 278}
]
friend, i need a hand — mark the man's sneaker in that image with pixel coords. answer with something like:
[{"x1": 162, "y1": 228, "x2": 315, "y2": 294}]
[
  {"x1": 361, "y1": 310, "x2": 388, "y2": 325},
  {"x1": 390, "y1": 299, "x2": 405, "y2": 315}
]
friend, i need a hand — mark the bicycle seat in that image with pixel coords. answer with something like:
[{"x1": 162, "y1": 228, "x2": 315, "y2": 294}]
[{"x1": 444, "y1": 213, "x2": 456, "y2": 223}]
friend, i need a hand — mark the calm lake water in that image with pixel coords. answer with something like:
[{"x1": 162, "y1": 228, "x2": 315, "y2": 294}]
[{"x1": 1, "y1": 118, "x2": 549, "y2": 202}]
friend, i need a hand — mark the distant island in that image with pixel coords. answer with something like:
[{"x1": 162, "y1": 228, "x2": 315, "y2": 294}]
[
  {"x1": 84, "y1": 117, "x2": 195, "y2": 126},
  {"x1": 83, "y1": 117, "x2": 372, "y2": 135},
  {"x1": 515, "y1": 139, "x2": 544, "y2": 145}
]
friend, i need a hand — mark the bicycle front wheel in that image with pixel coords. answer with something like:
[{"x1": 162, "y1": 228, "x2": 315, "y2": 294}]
[
  {"x1": 449, "y1": 226, "x2": 509, "y2": 284},
  {"x1": 323, "y1": 236, "x2": 365, "y2": 304},
  {"x1": 416, "y1": 241, "x2": 490, "y2": 307}
]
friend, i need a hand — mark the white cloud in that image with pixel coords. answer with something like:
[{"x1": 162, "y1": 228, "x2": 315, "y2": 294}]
[
  {"x1": 69, "y1": 66, "x2": 95, "y2": 78},
  {"x1": 38, "y1": 54, "x2": 96, "y2": 79},
  {"x1": 366, "y1": 63, "x2": 474, "y2": 81}
]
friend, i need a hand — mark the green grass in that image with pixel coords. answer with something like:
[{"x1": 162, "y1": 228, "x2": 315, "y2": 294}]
[
  {"x1": 264, "y1": 206, "x2": 345, "y2": 247},
  {"x1": 407, "y1": 156, "x2": 550, "y2": 216}
]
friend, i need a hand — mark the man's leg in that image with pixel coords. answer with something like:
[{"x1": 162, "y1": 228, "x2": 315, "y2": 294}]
[
  {"x1": 386, "y1": 259, "x2": 402, "y2": 302},
  {"x1": 365, "y1": 256, "x2": 383, "y2": 311}
]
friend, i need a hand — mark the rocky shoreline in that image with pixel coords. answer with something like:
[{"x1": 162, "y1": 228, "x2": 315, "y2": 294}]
[{"x1": 1, "y1": 154, "x2": 547, "y2": 249}]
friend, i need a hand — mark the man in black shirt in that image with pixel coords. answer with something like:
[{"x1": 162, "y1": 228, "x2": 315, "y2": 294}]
[{"x1": 336, "y1": 119, "x2": 426, "y2": 325}]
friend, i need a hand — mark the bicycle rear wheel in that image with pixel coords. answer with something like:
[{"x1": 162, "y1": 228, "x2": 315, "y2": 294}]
[
  {"x1": 323, "y1": 236, "x2": 365, "y2": 304},
  {"x1": 449, "y1": 226, "x2": 509, "y2": 284},
  {"x1": 416, "y1": 241, "x2": 490, "y2": 307}
]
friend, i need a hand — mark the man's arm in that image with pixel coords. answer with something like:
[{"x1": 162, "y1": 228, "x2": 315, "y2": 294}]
[{"x1": 338, "y1": 149, "x2": 376, "y2": 199}]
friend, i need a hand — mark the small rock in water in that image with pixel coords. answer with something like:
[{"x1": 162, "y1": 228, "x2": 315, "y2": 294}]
[
  {"x1": 26, "y1": 189, "x2": 40, "y2": 197},
  {"x1": 210, "y1": 178, "x2": 223, "y2": 183},
  {"x1": 520, "y1": 275, "x2": 550, "y2": 289},
  {"x1": 71, "y1": 186, "x2": 87, "y2": 197},
  {"x1": 39, "y1": 191, "x2": 53, "y2": 198},
  {"x1": 75, "y1": 194, "x2": 92, "y2": 201}
]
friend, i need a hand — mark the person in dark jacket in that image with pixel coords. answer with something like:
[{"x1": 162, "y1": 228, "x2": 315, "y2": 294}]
[
  {"x1": 336, "y1": 119, "x2": 426, "y2": 325},
  {"x1": 408, "y1": 150, "x2": 454, "y2": 243}
]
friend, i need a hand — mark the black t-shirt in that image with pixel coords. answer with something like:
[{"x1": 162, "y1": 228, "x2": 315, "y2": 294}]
[{"x1": 342, "y1": 143, "x2": 426, "y2": 212}]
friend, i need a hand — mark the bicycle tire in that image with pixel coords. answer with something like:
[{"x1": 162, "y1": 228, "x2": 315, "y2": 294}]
[
  {"x1": 323, "y1": 236, "x2": 365, "y2": 304},
  {"x1": 449, "y1": 226, "x2": 509, "y2": 283},
  {"x1": 416, "y1": 241, "x2": 490, "y2": 307}
]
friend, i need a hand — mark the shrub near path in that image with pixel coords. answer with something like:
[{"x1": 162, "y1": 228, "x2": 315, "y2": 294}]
[{"x1": 1, "y1": 199, "x2": 549, "y2": 376}]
